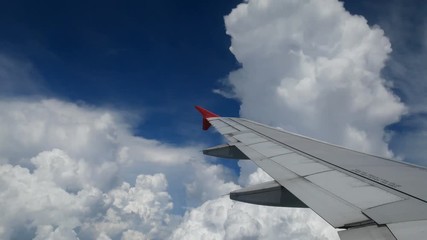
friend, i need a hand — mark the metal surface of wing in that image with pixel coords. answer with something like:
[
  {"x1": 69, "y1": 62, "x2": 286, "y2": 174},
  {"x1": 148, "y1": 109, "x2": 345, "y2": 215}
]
[{"x1": 196, "y1": 108, "x2": 427, "y2": 240}]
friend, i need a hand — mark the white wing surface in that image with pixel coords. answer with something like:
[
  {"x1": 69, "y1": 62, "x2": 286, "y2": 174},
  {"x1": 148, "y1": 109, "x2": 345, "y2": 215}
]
[{"x1": 195, "y1": 106, "x2": 427, "y2": 240}]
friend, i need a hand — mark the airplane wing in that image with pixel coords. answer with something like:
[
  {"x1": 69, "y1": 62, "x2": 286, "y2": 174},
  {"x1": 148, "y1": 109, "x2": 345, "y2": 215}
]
[{"x1": 195, "y1": 106, "x2": 427, "y2": 240}]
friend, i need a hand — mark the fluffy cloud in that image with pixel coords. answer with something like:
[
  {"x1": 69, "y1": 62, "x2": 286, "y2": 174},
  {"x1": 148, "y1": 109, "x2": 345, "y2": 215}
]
[
  {"x1": 221, "y1": 0, "x2": 406, "y2": 156},
  {"x1": 0, "y1": 158, "x2": 102, "y2": 239},
  {"x1": 185, "y1": 161, "x2": 239, "y2": 206},
  {"x1": 88, "y1": 173, "x2": 176, "y2": 239},
  {"x1": 171, "y1": 197, "x2": 337, "y2": 240},
  {"x1": 0, "y1": 97, "x2": 238, "y2": 240},
  {"x1": 1, "y1": 156, "x2": 173, "y2": 239},
  {"x1": 1, "y1": 146, "x2": 176, "y2": 240}
]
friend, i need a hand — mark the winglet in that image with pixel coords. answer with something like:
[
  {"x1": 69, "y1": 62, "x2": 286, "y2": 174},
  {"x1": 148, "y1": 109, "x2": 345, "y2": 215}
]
[{"x1": 195, "y1": 106, "x2": 219, "y2": 130}]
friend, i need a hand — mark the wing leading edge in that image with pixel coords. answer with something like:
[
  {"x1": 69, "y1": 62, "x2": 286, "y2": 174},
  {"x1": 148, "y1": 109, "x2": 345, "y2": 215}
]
[{"x1": 195, "y1": 106, "x2": 427, "y2": 240}]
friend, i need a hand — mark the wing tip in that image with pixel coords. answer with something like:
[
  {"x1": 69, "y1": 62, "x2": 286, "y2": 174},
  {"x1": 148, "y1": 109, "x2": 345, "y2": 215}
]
[
  {"x1": 195, "y1": 105, "x2": 219, "y2": 130},
  {"x1": 194, "y1": 106, "x2": 219, "y2": 118}
]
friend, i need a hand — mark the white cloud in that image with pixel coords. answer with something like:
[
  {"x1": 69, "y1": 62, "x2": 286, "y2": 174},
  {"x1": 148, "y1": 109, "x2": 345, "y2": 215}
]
[
  {"x1": 90, "y1": 173, "x2": 176, "y2": 239},
  {"x1": 0, "y1": 160, "x2": 102, "y2": 239},
  {"x1": 0, "y1": 144, "x2": 179, "y2": 240},
  {"x1": 170, "y1": 196, "x2": 337, "y2": 240},
  {"x1": 0, "y1": 97, "x2": 238, "y2": 240},
  {"x1": 31, "y1": 149, "x2": 90, "y2": 192},
  {"x1": 185, "y1": 161, "x2": 239, "y2": 206},
  {"x1": 223, "y1": 0, "x2": 406, "y2": 156}
]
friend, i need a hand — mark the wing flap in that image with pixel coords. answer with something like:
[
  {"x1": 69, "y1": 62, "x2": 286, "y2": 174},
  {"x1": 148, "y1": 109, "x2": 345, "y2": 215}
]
[{"x1": 282, "y1": 177, "x2": 370, "y2": 227}]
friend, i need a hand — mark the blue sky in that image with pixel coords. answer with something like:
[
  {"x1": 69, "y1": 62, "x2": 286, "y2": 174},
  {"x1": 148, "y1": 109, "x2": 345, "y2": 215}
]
[
  {"x1": 0, "y1": 0, "x2": 241, "y2": 133},
  {"x1": 0, "y1": 0, "x2": 422, "y2": 144},
  {"x1": 0, "y1": 0, "x2": 426, "y2": 239},
  {"x1": 1, "y1": 0, "x2": 425, "y2": 163}
]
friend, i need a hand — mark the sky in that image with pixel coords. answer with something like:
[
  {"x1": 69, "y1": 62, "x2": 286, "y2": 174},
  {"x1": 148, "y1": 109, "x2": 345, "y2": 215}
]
[{"x1": 0, "y1": 0, "x2": 426, "y2": 239}]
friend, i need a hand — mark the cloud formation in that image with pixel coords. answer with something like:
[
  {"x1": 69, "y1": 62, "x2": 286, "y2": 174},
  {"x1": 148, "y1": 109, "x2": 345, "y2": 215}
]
[
  {"x1": 222, "y1": 0, "x2": 406, "y2": 157},
  {"x1": 0, "y1": 154, "x2": 174, "y2": 239},
  {"x1": 0, "y1": 97, "x2": 238, "y2": 239},
  {"x1": 171, "y1": 196, "x2": 336, "y2": 240}
]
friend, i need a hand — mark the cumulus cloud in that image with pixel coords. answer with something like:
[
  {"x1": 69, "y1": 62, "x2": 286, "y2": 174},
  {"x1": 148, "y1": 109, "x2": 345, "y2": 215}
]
[
  {"x1": 222, "y1": 0, "x2": 406, "y2": 156},
  {"x1": 88, "y1": 173, "x2": 176, "y2": 239},
  {"x1": 0, "y1": 159, "x2": 102, "y2": 239},
  {"x1": 1, "y1": 156, "x2": 173, "y2": 239},
  {"x1": 185, "y1": 161, "x2": 239, "y2": 206},
  {"x1": 0, "y1": 97, "x2": 238, "y2": 240},
  {"x1": 171, "y1": 197, "x2": 337, "y2": 240}
]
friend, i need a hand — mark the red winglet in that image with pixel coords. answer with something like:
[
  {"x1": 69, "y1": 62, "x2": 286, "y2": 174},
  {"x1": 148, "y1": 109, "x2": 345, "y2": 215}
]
[{"x1": 195, "y1": 106, "x2": 219, "y2": 130}]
